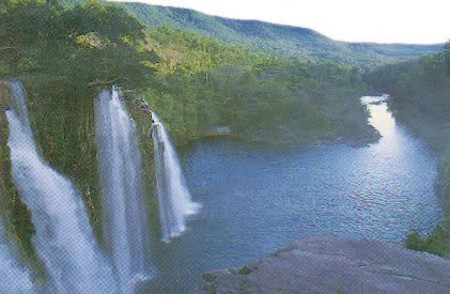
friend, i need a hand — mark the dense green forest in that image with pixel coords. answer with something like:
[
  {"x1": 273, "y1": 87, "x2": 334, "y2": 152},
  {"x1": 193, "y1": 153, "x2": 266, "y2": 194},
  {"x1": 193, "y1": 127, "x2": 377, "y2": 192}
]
[
  {"x1": 121, "y1": 2, "x2": 441, "y2": 70},
  {"x1": 1, "y1": 0, "x2": 378, "y2": 146},
  {"x1": 1, "y1": 0, "x2": 448, "y2": 263},
  {"x1": 0, "y1": 0, "x2": 382, "y2": 259},
  {"x1": 0, "y1": 0, "x2": 156, "y2": 259},
  {"x1": 366, "y1": 50, "x2": 450, "y2": 258}
]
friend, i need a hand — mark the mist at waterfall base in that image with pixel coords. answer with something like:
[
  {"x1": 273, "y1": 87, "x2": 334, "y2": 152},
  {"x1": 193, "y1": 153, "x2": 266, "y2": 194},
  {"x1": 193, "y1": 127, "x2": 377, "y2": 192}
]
[
  {"x1": 142, "y1": 96, "x2": 442, "y2": 292},
  {"x1": 6, "y1": 81, "x2": 118, "y2": 293},
  {"x1": 0, "y1": 221, "x2": 34, "y2": 293},
  {"x1": 94, "y1": 87, "x2": 153, "y2": 292}
]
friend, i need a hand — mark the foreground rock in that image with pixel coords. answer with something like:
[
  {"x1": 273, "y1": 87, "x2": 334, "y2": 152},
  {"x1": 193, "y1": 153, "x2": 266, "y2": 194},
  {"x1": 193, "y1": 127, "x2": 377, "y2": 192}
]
[{"x1": 198, "y1": 237, "x2": 450, "y2": 294}]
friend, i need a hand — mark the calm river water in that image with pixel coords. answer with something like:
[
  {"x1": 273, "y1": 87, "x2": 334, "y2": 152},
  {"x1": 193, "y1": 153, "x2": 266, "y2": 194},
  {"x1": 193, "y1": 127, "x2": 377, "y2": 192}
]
[{"x1": 141, "y1": 96, "x2": 442, "y2": 292}]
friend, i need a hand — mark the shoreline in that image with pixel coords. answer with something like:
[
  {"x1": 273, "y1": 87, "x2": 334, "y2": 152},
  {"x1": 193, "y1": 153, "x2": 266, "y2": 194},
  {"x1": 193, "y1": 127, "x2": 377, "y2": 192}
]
[
  {"x1": 184, "y1": 126, "x2": 381, "y2": 150},
  {"x1": 197, "y1": 237, "x2": 450, "y2": 293}
]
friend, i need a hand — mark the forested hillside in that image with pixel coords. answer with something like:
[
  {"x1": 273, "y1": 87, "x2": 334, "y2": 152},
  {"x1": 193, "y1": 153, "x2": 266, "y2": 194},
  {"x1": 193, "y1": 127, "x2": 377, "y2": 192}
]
[
  {"x1": 0, "y1": 0, "x2": 156, "y2": 258},
  {"x1": 366, "y1": 50, "x2": 450, "y2": 258},
  {"x1": 121, "y1": 2, "x2": 442, "y2": 70},
  {"x1": 1, "y1": 0, "x2": 446, "y2": 260},
  {"x1": 0, "y1": 0, "x2": 381, "y2": 258},
  {"x1": 1, "y1": 0, "x2": 379, "y2": 144},
  {"x1": 1, "y1": 1, "x2": 449, "y2": 292}
]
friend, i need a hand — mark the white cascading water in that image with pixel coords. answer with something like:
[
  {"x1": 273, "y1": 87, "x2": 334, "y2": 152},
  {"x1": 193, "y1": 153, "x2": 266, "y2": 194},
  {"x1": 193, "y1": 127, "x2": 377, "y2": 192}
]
[
  {"x1": 95, "y1": 87, "x2": 152, "y2": 292},
  {"x1": 151, "y1": 112, "x2": 201, "y2": 243},
  {"x1": 6, "y1": 80, "x2": 118, "y2": 293},
  {"x1": 0, "y1": 221, "x2": 34, "y2": 293}
]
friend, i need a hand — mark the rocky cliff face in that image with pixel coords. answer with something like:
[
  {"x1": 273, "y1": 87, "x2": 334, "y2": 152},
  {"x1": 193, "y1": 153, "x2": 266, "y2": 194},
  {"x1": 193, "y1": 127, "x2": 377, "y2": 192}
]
[
  {"x1": 0, "y1": 82, "x2": 35, "y2": 260},
  {"x1": 0, "y1": 80, "x2": 157, "y2": 259},
  {"x1": 200, "y1": 237, "x2": 450, "y2": 294}
]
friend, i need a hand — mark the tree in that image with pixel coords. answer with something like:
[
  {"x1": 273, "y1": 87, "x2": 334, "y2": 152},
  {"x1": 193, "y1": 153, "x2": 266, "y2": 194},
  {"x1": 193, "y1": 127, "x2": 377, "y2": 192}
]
[
  {"x1": 62, "y1": 0, "x2": 144, "y2": 45},
  {"x1": 0, "y1": 0, "x2": 144, "y2": 47}
]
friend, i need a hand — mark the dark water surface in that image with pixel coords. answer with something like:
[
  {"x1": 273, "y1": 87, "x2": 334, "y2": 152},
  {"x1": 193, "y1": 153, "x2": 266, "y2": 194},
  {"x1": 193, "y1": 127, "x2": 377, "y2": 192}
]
[{"x1": 141, "y1": 97, "x2": 442, "y2": 292}]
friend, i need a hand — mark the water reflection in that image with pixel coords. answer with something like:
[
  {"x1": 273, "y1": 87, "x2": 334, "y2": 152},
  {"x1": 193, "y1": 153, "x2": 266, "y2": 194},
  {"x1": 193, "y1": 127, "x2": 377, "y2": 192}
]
[{"x1": 143, "y1": 96, "x2": 442, "y2": 293}]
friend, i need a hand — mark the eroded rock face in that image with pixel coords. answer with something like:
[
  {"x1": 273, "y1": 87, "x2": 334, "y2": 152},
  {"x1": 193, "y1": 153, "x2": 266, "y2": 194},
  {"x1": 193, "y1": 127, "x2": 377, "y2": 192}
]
[{"x1": 199, "y1": 237, "x2": 450, "y2": 294}]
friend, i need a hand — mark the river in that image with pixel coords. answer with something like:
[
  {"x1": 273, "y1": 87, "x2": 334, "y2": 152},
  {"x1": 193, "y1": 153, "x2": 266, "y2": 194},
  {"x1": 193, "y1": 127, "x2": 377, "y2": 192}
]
[{"x1": 141, "y1": 96, "x2": 442, "y2": 292}]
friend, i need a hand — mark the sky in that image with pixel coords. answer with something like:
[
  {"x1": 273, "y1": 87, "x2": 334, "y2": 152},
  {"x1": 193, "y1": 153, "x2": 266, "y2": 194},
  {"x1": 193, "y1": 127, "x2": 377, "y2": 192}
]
[{"x1": 111, "y1": 0, "x2": 449, "y2": 44}]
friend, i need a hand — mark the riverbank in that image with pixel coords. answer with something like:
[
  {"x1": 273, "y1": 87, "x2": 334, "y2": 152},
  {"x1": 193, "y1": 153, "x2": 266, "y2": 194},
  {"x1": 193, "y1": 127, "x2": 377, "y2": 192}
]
[
  {"x1": 365, "y1": 53, "x2": 450, "y2": 258},
  {"x1": 175, "y1": 100, "x2": 441, "y2": 292},
  {"x1": 198, "y1": 237, "x2": 450, "y2": 294},
  {"x1": 185, "y1": 124, "x2": 381, "y2": 150}
]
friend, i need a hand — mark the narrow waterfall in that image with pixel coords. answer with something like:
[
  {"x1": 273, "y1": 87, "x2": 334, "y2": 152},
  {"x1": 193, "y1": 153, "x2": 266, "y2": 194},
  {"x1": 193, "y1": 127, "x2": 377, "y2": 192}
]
[
  {"x1": 6, "y1": 80, "x2": 118, "y2": 293},
  {"x1": 152, "y1": 113, "x2": 201, "y2": 243},
  {"x1": 95, "y1": 87, "x2": 152, "y2": 292},
  {"x1": 0, "y1": 221, "x2": 34, "y2": 293}
]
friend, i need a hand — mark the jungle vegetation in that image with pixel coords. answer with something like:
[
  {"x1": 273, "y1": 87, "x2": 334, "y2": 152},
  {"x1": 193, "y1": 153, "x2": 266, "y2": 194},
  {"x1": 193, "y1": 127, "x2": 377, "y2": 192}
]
[
  {"x1": 0, "y1": 0, "x2": 447, "y2": 260},
  {"x1": 366, "y1": 49, "x2": 450, "y2": 258},
  {"x1": 0, "y1": 0, "x2": 378, "y2": 258}
]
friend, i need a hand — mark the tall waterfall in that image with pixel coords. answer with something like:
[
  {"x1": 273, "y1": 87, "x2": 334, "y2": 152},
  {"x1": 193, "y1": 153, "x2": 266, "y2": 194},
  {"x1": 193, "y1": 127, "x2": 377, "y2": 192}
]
[
  {"x1": 0, "y1": 221, "x2": 34, "y2": 293},
  {"x1": 6, "y1": 80, "x2": 118, "y2": 293},
  {"x1": 152, "y1": 113, "x2": 201, "y2": 243},
  {"x1": 95, "y1": 87, "x2": 152, "y2": 292}
]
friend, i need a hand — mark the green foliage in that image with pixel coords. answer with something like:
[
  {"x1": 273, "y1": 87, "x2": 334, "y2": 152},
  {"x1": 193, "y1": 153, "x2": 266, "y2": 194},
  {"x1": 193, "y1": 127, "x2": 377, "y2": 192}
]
[
  {"x1": 140, "y1": 31, "x2": 376, "y2": 146},
  {"x1": 405, "y1": 222, "x2": 450, "y2": 259},
  {"x1": 365, "y1": 53, "x2": 450, "y2": 153},
  {"x1": 1, "y1": 0, "x2": 379, "y2": 259},
  {"x1": 405, "y1": 231, "x2": 428, "y2": 252},
  {"x1": 0, "y1": 0, "x2": 153, "y2": 87},
  {"x1": 202, "y1": 273, "x2": 217, "y2": 283},
  {"x1": 61, "y1": 0, "x2": 144, "y2": 44},
  {"x1": 366, "y1": 53, "x2": 450, "y2": 257},
  {"x1": 0, "y1": 0, "x2": 157, "y2": 254},
  {"x1": 0, "y1": 0, "x2": 143, "y2": 47},
  {"x1": 237, "y1": 266, "x2": 253, "y2": 275},
  {"x1": 121, "y1": 2, "x2": 442, "y2": 70}
]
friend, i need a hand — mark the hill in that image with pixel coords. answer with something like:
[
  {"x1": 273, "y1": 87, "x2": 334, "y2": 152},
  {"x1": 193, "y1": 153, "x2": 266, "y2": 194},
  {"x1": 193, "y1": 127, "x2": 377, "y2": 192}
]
[
  {"x1": 0, "y1": 0, "x2": 380, "y2": 258},
  {"x1": 121, "y1": 2, "x2": 442, "y2": 69}
]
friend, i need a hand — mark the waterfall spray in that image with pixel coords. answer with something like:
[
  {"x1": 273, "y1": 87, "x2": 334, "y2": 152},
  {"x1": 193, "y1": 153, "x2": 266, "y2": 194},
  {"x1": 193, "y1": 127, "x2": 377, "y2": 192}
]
[
  {"x1": 152, "y1": 112, "x2": 201, "y2": 243},
  {"x1": 6, "y1": 80, "x2": 118, "y2": 293},
  {"x1": 0, "y1": 221, "x2": 34, "y2": 293},
  {"x1": 95, "y1": 87, "x2": 152, "y2": 292}
]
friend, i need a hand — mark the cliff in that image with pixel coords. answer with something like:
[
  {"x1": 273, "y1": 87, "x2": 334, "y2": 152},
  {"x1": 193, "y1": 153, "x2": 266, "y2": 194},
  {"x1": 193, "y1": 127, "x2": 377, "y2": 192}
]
[{"x1": 0, "y1": 80, "x2": 157, "y2": 261}]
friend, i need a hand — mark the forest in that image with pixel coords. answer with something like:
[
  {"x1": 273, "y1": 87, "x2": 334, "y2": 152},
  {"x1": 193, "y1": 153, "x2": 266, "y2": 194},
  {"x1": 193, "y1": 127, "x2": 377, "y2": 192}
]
[
  {"x1": 1, "y1": 0, "x2": 379, "y2": 146},
  {"x1": 0, "y1": 0, "x2": 379, "y2": 259},
  {"x1": 122, "y1": 1, "x2": 441, "y2": 70},
  {"x1": 0, "y1": 0, "x2": 449, "y2": 270},
  {"x1": 366, "y1": 50, "x2": 450, "y2": 257}
]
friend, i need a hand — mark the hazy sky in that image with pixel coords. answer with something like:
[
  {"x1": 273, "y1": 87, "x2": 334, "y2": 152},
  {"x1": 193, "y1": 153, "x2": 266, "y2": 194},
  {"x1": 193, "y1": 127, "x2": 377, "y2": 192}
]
[{"x1": 112, "y1": 0, "x2": 449, "y2": 44}]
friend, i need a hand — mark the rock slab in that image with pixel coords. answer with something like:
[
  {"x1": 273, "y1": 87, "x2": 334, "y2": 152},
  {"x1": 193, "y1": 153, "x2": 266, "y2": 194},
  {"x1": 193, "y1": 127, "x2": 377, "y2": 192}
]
[{"x1": 198, "y1": 237, "x2": 450, "y2": 294}]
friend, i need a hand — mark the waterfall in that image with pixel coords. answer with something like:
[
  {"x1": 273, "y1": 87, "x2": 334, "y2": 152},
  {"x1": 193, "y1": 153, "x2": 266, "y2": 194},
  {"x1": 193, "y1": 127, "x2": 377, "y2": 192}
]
[
  {"x1": 6, "y1": 80, "x2": 118, "y2": 293},
  {"x1": 0, "y1": 221, "x2": 34, "y2": 293},
  {"x1": 94, "y1": 87, "x2": 152, "y2": 292},
  {"x1": 151, "y1": 113, "x2": 201, "y2": 243}
]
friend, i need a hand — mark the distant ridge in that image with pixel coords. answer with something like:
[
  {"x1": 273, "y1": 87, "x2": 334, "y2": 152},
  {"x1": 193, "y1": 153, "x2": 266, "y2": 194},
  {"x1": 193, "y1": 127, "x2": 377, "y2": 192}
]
[{"x1": 120, "y1": 2, "x2": 442, "y2": 68}]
